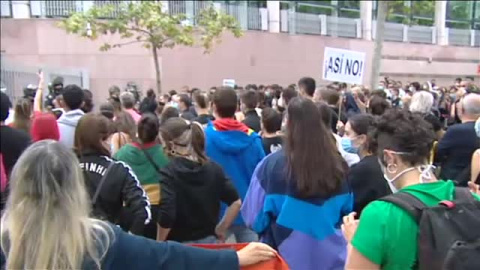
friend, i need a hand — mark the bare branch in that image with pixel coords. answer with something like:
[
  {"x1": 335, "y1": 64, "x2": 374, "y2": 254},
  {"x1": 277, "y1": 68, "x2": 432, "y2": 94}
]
[
  {"x1": 112, "y1": 39, "x2": 147, "y2": 48},
  {"x1": 126, "y1": 27, "x2": 153, "y2": 37}
]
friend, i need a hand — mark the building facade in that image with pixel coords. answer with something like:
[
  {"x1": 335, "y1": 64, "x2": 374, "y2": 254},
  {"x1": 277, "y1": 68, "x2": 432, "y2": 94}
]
[{"x1": 1, "y1": 1, "x2": 479, "y2": 100}]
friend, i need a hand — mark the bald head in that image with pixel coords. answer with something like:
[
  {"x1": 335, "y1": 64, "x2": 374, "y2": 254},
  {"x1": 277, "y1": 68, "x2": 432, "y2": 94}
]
[{"x1": 463, "y1": 93, "x2": 480, "y2": 117}]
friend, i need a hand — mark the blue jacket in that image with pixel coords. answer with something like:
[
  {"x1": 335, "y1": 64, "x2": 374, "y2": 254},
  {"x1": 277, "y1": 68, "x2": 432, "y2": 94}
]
[
  {"x1": 1, "y1": 225, "x2": 239, "y2": 270},
  {"x1": 205, "y1": 122, "x2": 265, "y2": 225},
  {"x1": 242, "y1": 150, "x2": 353, "y2": 270}
]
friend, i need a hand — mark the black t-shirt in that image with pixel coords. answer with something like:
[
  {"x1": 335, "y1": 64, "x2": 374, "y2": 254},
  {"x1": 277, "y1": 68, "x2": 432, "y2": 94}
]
[
  {"x1": 262, "y1": 136, "x2": 283, "y2": 155},
  {"x1": 243, "y1": 110, "x2": 261, "y2": 133},
  {"x1": 193, "y1": 114, "x2": 215, "y2": 125},
  {"x1": 347, "y1": 155, "x2": 391, "y2": 215},
  {"x1": 0, "y1": 126, "x2": 31, "y2": 175},
  {"x1": 181, "y1": 110, "x2": 196, "y2": 121},
  {"x1": 0, "y1": 125, "x2": 31, "y2": 210}
]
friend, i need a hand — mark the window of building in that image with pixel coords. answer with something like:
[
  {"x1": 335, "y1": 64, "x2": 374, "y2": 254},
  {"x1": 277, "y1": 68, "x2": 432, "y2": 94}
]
[{"x1": 446, "y1": 0, "x2": 475, "y2": 29}]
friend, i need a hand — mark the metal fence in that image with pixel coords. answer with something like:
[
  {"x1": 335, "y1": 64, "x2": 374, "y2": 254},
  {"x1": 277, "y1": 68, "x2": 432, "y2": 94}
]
[
  {"x1": 295, "y1": 12, "x2": 322, "y2": 35},
  {"x1": 168, "y1": 0, "x2": 187, "y2": 16},
  {"x1": 448, "y1": 28, "x2": 472, "y2": 47},
  {"x1": 382, "y1": 22, "x2": 405, "y2": 42},
  {"x1": 3, "y1": 0, "x2": 478, "y2": 47},
  {"x1": 326, "y1": 16, "x2": 358, "y2": 38},
  {"x1": 247, "y1": 6, "x2": 266, "y2": 31},
  {"x1": 168, "y1": 1, "x2": 266, "y2": 31},
  {"x1": 280, "y1": 9, "x2": 289, "y2": 32},
  {"x1": 475, "y1": 30, "x2": 480, "y2": 47},
  {"x1": 408, "y1": 25, "x2": 434, "y2": 44},
  {"x1": 0, "y1": 0, "x2": 12, "y2": 17},
  {"x1": 44, "y1": 0, "x2": 81, "y2": 17},
  {"x1": 0, "y1": 58, "x2": 88, "y2": 104},
  {"x1": 93, "y1": 0, "x2": 127, "y2": 19}
]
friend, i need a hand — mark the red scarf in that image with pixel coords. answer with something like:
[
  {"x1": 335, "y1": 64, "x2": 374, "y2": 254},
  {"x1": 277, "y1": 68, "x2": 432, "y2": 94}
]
[
  {"x1": 132, "y1": 141, "x2": 158, "y2": 149},
  {"x1": 213, "y1": 118, "x2": 249, "y2": 133}
]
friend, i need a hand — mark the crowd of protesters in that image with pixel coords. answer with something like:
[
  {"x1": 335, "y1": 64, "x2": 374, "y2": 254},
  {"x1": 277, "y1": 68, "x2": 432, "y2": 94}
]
[{"x1": 0, "y1": 71, "x2": 479, "y2": 269}]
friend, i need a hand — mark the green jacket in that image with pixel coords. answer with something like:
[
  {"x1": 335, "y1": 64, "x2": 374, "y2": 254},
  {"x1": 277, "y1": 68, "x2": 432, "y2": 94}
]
[{"x1": 114, "y1": 143, "x2": 168, "y2": 205}]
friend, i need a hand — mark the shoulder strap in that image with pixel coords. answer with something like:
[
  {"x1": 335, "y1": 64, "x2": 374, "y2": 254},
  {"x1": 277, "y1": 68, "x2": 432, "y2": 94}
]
[
  {"x1": 142, "y1": 148, "x2": 161, "y2": 174},
  {"x1": 379, "y1": 192, "x2": 427, "y2": 224},
  {"x1": 92, "y1": 162, "x2": 115, "y2": 205},
  {"x1": 454, "y1": 187, "x2": 476, "y2": 204}
]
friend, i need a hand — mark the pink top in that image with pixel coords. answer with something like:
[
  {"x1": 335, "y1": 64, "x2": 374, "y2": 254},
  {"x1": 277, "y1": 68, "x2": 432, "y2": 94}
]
[{"x1": 125, "y1": 108, "x2": 141, "y2": 123}]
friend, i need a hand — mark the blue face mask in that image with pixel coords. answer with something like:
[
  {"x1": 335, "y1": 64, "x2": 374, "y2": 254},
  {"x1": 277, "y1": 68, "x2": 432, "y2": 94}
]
[
  {"x1": 169, "y1": 101, "x2": 179, "y2": 109},
  {"x1": 341, "y1": 137, "x2": 359, "y2": 154}
]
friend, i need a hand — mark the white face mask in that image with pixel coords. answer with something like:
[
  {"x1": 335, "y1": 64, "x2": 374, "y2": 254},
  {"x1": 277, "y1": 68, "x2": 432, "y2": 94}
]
[{"x1": 379, "y1": 152, "x2": 435, "y2": 193}]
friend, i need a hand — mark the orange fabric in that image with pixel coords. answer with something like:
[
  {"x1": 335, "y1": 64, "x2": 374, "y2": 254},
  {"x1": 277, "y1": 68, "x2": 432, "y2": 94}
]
[{"x1": 190, "y1": 243, "x2": 290, "y2": 270}]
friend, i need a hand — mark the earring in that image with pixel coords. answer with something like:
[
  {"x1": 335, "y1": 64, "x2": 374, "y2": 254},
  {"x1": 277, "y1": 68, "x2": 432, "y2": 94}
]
[
  {"x1": 170, "y1": 149, "x2": 176, "y2": 155},
  {"x1": 387, "y1": 164, "x2": 398, "y2": 174}
]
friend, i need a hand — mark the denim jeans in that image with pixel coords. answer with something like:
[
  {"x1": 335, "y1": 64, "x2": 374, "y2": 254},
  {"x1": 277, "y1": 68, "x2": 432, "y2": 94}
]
[
  {"x1": 182, "y1": 235, "x2": 218, "y2": 244},
  {"x1": 227, "y1": 225, "x2": 258, "y2": 243}
]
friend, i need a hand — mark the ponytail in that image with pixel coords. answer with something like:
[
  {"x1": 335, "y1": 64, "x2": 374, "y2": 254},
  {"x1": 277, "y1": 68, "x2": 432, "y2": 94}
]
[
  {"x1": 190, "y1": 122, "x2": 208, "y2": 164},
  {"x1": 160, "y1": 118, "x2": 208, "y2": 164}
]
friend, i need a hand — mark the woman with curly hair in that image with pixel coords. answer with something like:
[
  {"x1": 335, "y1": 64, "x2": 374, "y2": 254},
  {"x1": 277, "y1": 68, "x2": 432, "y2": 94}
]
[{"x1": 342, "y1": 109, "x2": 480, "y2": 270}]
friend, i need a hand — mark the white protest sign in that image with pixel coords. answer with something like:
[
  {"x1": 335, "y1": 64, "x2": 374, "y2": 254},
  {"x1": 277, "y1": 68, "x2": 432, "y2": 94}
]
[
  {"x1": 222, "y1": 79, "x2": 236, "y2": 88},
  {"x1": 322, "y1": 47, "x2": 366, "y2": 85}
]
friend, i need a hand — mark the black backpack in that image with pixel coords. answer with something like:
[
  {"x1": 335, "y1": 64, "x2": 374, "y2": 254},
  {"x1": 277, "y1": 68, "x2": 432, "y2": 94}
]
[{"x1": 380, "y1": 188, "x2": 480, "y2": 270}]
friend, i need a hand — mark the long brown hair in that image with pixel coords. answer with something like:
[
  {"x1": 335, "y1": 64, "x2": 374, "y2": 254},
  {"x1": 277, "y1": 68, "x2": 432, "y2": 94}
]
[
  {"x1": 114, "y1": 111, "x2": 136, "y2": 140},
  {"x1": 13, "y1": 98, "x2": 32, "y2": 133},
  {"x1": 74, "y1": 113, "x2": 111, "y2": 156},
  {"x1": 285, "y1": 97, "x2": 347, "y2": 198},
  {"x1": 159, "y1": 118, "x2": 207, "y2": 164}
]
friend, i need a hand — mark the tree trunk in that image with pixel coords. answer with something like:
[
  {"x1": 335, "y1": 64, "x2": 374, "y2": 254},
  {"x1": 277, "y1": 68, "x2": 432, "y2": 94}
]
[
  {"x1": 370, "y1": 1, "x2": 388, "y2": 91},
  {"x1": 152, "y1": 46, "x2": 162, "y2": 93}
]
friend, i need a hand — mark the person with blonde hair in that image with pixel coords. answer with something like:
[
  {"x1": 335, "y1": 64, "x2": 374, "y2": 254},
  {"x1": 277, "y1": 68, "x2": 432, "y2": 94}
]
[
  {"x1": 0, "y1": 140, "x2": 277, "y2": 269},
  {"x1": 10, "y1": 98, "x2": 32, "y2": 134}
]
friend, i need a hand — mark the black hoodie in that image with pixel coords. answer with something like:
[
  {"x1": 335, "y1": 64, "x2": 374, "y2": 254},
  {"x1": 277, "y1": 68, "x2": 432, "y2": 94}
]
[{"x1": 158, "y1": 157, "x2": 239, "y2": 242}]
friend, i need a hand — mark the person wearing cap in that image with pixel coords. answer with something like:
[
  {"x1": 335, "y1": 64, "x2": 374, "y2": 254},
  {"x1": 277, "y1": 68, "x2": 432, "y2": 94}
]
[{"x1": 0, "y1": 91, "x2": 31, "y2": 211}]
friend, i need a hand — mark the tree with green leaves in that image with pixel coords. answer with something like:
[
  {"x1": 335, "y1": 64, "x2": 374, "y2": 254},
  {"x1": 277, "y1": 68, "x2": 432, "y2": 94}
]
[
  {"x1": 59, "y1": 1, "x2": 242, "y2": 93},
  {"x1": 386, "y1": 0, "x2": 435, "y2": 26}
]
